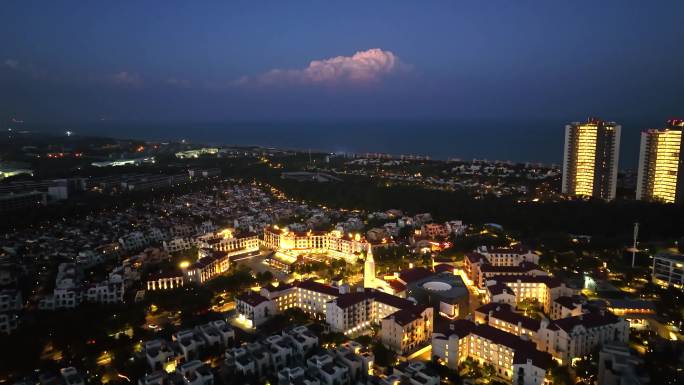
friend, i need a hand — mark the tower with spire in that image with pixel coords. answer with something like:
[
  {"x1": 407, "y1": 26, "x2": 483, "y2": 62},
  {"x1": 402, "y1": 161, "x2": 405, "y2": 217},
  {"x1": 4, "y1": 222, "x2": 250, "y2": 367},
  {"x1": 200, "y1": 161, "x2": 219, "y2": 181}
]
[{"x1": 363, "y1": 244, "x2": 376, "y2": 289}]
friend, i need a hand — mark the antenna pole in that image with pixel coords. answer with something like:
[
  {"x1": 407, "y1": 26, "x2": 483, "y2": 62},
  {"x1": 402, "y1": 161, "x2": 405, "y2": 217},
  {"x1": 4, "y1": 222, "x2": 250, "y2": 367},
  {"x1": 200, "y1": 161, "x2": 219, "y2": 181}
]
[{"x1": 632, "y1": 222, "x2": 639, "y2": 267}]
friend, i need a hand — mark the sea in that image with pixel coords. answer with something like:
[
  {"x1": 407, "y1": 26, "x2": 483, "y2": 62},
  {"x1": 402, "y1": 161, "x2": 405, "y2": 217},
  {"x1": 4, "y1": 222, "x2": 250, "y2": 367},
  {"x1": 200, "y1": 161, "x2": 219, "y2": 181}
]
[{"x1": 29, "y1": 118, "x2": 663, "y2": 169}]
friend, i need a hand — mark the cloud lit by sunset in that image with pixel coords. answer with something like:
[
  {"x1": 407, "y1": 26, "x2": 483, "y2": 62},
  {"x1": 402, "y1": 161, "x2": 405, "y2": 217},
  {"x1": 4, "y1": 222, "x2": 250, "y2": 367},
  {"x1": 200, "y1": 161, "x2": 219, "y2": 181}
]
[{"x1": 244, "y1": 48, "x2": 404, "y2": 86}]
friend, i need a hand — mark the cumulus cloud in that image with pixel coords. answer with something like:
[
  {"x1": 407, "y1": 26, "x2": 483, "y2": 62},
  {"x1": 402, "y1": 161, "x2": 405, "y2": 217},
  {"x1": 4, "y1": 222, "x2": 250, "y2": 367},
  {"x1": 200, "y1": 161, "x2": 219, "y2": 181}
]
[
  {"x1": 110, "y1": 71, "x2": 142, "y2": 86},
  {"x1": 237, "y1": 48, "x2": 406, "y2": 86}
]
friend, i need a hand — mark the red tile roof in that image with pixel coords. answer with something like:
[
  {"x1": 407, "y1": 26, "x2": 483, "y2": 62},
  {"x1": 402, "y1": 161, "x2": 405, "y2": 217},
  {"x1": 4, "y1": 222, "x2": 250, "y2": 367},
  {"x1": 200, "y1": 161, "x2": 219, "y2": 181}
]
[
  {"x1": 486, "y1": 282, "x2": 515, "y2": 296},
  {"x1": 371, "y1": 291, "x2": 415, "y2": 309},
  {"x1": 332, "y1": 290, "x2": 415, "y2": 310},
  {"x1": 484, "y1": 245, "x2": 534, "y2": 255},
  {"x1": 476, "y1": 303, "x2": 541, "y2": 331},
  {"x1": 387, "y1": 280, "x2": 407, "y2": 293},
  {"x1": 398, "y1": 267, "x2": 433, "y2": 284},
  {"x1": 479, "y1": 262, "x2": 542, "y2": 273},
  {"x1": 434, "y1": 264, "x2": 455, "y2": 274},
  {"x1": 465, "y1": 252, "x2": 487, "y2": 264},
  {"x1": 492, "y1": 274, "x2": 563, "y2": 288},
  {"x1": 334, "y1": 292, "x2": 369, "y2": 309},
  {"x1": 295, "y1": 279, "x2": 340, "y2": 296},
  {"x1": 385, "y1": 305, "x2": 429, "y2": 326},
  {"x1": 236, "y1": 291, "x2": 269, "y2": 307},
  {"x1": 554, "y1": 295, "x2": 582, "y2": 309},
  {"x1": 551, "y1": 310, "x2": 621, "y2": 333},
  {"x1": 437, "y1": 319, "x2": 552, "y2": 370}
]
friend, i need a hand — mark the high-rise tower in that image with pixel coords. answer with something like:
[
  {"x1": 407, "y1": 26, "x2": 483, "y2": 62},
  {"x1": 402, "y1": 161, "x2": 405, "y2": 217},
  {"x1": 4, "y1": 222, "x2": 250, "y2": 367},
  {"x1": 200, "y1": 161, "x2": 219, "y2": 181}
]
[
  {"x1": 636, "y1": 119, "x2": 684, "y2": 204},
  {"x1": 562, "y1": 119, "x2": 621, "y2": 200}
]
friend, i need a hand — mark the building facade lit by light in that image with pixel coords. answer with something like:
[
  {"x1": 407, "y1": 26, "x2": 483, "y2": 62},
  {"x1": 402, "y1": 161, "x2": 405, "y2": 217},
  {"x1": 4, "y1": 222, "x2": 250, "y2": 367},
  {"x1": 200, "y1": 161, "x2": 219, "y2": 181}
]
[
  {"x1": 263, "y1": 226, "x2": 368, "y2": 263},
  {"x1": 561, "y1": 119, "x2": 621, "y2": 200},
  {"x1": 636, "y1": 119, "x2": 684, "y2": 203},
  {"x1": 652, "y1": 252, "x2": 684, "y2": 289}
]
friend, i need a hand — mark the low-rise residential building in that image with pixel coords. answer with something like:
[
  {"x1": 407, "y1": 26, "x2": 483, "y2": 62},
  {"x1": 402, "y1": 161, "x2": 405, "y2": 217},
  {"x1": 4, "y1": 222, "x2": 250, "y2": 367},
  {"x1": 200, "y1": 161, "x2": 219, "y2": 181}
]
[
  {"x1": 432, "y1": 319, "x2": 552, "y2": 385},
  {"x1": 333, "y1": 341, "x2": 374, "y2": 380},
  {"x1": 224, "y1": 326, "x2": 320, "y2": 381},
  {"x1": 464, "y1": 250, "x2": 546, "y2": 289},
  {"x1": 247, "y1": 280, "x2": 343, "y2": 327},
  {"x1": 138, "y1": 371, "x2": 176, "y2": 385},
  {"x1": 39, "y1": 287, "x2": 83, "y2": 310},
  {"x1": 60, "y1": 367, "x2": 85, "y2": 385},
  {"x1": 147, "y1": 272, "x2": 185, "y2": 291},
  {"x1": 325, "y1": 289, "x2": 417, "y2": 335},
  {"x1": 119, "y1": 231, "x2": 151, "y2": 251},
  {"x1": 197, "y1": 320, "x2": 235, "y2": 348},
  {"x1": 551, "y1": 296, "x2": 585, "y2": 320},
  {"x1": 236, "y1": 291, "x2": 276, "y2": 328},
  {"x1": 174, "y1": 329, "x2": 206, "y2": 362},
  {"x1": 484, "y1": 275, "x2": 575, "y2": 313},
  {"x1": 536, "y1": 310, "x2": 629, "y2": 364},
  {"x1": 277, "y1": 367, "x2": 319, "y2": 385},
  {"x1": 463, "y1": 252, "x2": 487, "y2": 287},
  {"x1": 164, "y1": 237, "x2": 194, "y2": 253},
  {"x1": 85, "y1": 275, "x2": 125, "y2": 303},
  {"x1": 420, "y1": 223, "x2": 450, "y2": 239},
  {"x1": 0, "y1": 309, "x2": 20, "y2": 334},
  {"x1": 652, "y1": 252, "x2": 684, "y2": 289},
  {"x1": 380, "y1": 305, "x2": 433, "y2": 354},
  {"x1": 260, "y1": 282, "x2": 297, "y2": 312},
  {"x1": 294, "y1": 280, "x2": 342, "y2": 319},
  {"x1": 307, "y1": 353, "x2": 350, "y2": 385},
  {"x1": 604, "y1": 299, "x2": 656, "y2": 329},
  {"x1": 144, "y1": 339, "x2": 177, "y2": 371},
  {"x1": 263, "y1": 226, "x2": 369, "y2": 263},
  {"x1": 177, "y1": 360, "x2": 214, "y2": 385},
  {"x1": 196, "y1": 233, "x2": 260, "y2": 256},
  {"x1": 390, "y1": 361, "x2": 440, "y2": 385},
  {"x1": 185, "y1": 250, "x2": 230, "y2": 284},
  {"x1": 474, "y1": 302, "x2": 540, "y2": 340},
  {"x1": 0, "y1": 289, "x2": 22, "y2": 312},
  {"x1": 476, "y1": 262, "x2": 548, "y2": 289},
  {"x1": 477, "y1": 245, "x2": 540, "y2": 266},
  {"x1": 597, "y1": 342, "x2": 650, "y2": 385}
]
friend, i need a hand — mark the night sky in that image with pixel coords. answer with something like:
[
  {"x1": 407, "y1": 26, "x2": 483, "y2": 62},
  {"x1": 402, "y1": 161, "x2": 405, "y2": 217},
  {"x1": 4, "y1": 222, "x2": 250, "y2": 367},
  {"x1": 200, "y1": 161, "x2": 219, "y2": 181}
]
[{"x1": 1, "y1": 0, "x2": 683, "y2": 123}]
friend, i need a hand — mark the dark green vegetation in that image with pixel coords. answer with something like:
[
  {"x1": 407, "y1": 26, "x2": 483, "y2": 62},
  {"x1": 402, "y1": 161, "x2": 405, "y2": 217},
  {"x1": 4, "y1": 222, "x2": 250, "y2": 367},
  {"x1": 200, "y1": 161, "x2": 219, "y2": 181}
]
[
  {"x1": 266, "y1": 176, "x2": 684, "y2": 242},
  {"x1": 4, "y1": 134, "x2": 683, "y2": 242},
  {"x1": 0, "y1": 267, "x2": 261, "y2": 381},
  {"x1": 0, "y1": 304, "x2": 148, "y2": 380},
  {"x1": 0, "y1": 179, "x2": 217, "y2": 232}
]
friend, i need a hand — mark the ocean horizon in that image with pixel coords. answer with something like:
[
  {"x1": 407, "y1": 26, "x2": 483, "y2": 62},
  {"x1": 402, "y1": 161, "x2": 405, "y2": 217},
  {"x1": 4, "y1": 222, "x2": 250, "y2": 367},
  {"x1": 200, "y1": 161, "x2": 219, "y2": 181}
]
[{"x1": 22, "y1": 118, "x2": 668, "y2": 169}]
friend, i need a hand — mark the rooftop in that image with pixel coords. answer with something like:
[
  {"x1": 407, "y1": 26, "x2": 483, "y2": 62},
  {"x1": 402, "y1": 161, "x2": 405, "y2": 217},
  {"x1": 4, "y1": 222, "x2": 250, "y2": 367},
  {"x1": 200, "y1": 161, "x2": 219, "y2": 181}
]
[
  {"x1": 236, "y1": 291, "x2": 270, "y2": 307},
  {"x1": 296, "y1": 279, "x2": 340, "y2": 296},
  {"x1": 398, "y1": 267, "x2": 434, "y2": 284},
  {"x1": 551, "y1": 310, "x2": 621, "y2": 333}
]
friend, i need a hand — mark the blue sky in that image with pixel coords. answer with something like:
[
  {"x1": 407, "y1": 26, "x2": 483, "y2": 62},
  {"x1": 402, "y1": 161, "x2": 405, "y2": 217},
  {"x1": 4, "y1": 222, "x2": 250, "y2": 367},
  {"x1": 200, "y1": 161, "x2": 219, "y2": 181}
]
[{"x1": 1, "y1": 0, "x2": 683, "y2": 123}]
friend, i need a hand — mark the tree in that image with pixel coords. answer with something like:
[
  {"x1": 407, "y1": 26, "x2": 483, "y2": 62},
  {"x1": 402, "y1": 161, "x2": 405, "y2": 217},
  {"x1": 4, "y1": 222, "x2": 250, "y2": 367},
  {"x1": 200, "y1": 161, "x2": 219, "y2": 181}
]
[
  {"x1": 321, "y1": 332, "x2": 349, "y2": 346},
  {"x1": 459, "y1": 357, "x2": 482, "y2": 378},
  {"x1": 256, "y1": 270, "x2": 274, "y2": 284},
  {"x1": 547, "y1": 364, "x2": 573, "y2": 385},
  {"x1": 354, "y1": 335, "x2": 373, "y2": 346},
  {"x1": 371, "y1": 342, "x2": 397, "y2": 367},
  {"x1": 517, "y1": 298, "x2": 543, "y2": 319},
  {"x1": 481, "y1": 363, "x2": 496, "y2": 383},
  {"x1": 282, "y1": 307, "x2": 309, "y2": 324}
]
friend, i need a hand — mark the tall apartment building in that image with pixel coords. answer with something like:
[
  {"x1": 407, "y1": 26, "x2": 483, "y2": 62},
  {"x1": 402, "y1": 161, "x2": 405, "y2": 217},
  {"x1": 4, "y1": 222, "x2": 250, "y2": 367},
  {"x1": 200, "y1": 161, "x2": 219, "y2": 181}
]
[
  {"x1": 562, "y1": 119, "x2": 621, "y2": 200},
  {"x1": 636, "y1": 119, "x2": 684, "y2": 203}
]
